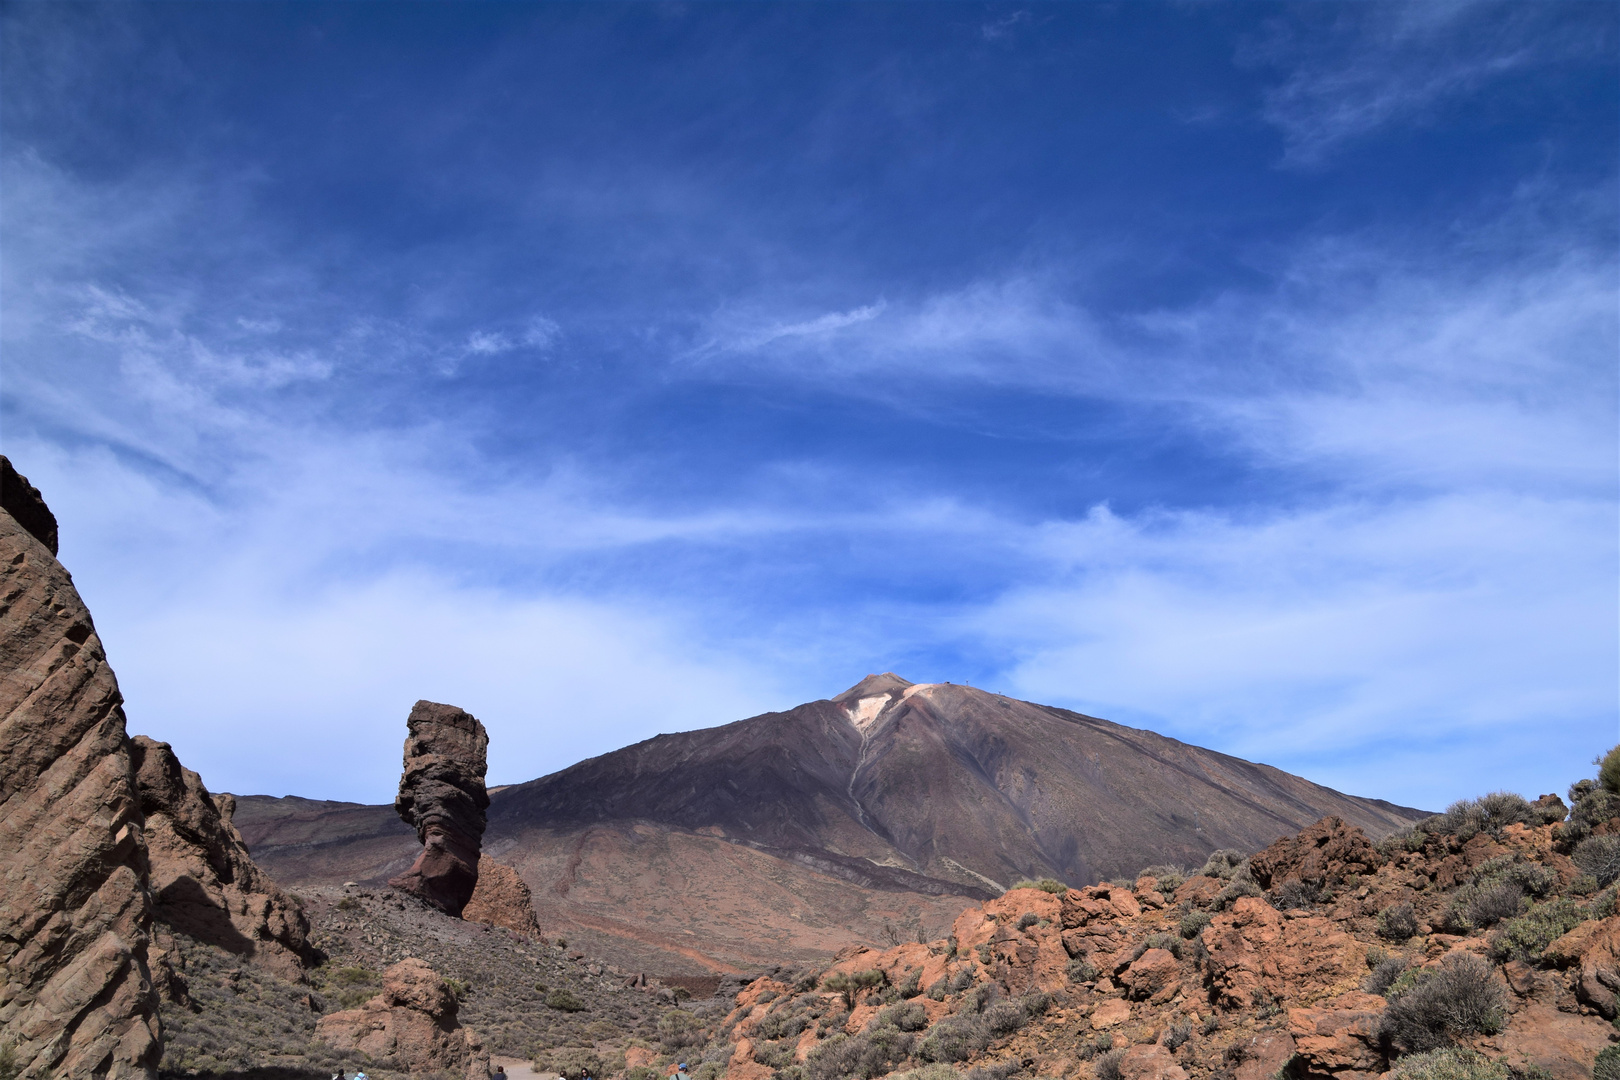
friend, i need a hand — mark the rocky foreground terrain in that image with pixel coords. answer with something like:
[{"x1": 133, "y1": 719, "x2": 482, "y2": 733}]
[
  {"x1": 236, "y1": 673, "x2": 1426, "y2": 973},
  {"x1": 156, "y1": 773, "x2": 1620, "y2": 1080}
]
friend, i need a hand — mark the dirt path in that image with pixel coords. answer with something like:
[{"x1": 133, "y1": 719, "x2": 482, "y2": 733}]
[{"x1": 492, "y1": 1057, "x2": 547, "y2": 1080}]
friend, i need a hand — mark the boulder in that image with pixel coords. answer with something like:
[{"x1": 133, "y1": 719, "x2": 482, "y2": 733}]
[
  {"x1": 1249, "y1": 816, "x2": 1383, "y2": 892},
  {"x1": 463, "y1": 855, "x2": 542, "y2": 938},
  {"x1": 388, "y1": 701, "x2": 490, "y2": 916},
  {"x1": 1284, "y1": 991, "x2": 1386, "y2": 1078},
  {"x1": 130, "y1": 735, "x2": 316, "y2": 979},
  {"x1": 314, "y1": 957, "x2": 489, "y2": 1080},
  {"x1": 1228, "y1": 1033, "x2": 1298, "y2": 1080},
  {"x1": 0, "y1": 467, "x2": 161, "y2": 1079},
  {"x1": 1543, "y1": 915, "x2": 1620, "y2": 1019},
  {"x1": 1202, "y1": 897, "x2": 1366, "y2": 1010},
  {"x1": 1117, "y1": 1043, "x2": 1187, "y2": 1080},
  {"x1": 1119, "y1": 948, "x2": 1180, "y2": 1001}
]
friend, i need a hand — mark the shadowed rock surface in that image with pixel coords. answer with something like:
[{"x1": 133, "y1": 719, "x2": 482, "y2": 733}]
[
  {"x1": 130, "y1": 735, "x2": 318, "y2": 980},
  {"x1": 0, "y1": 459, "x2": 160, "y2": 1079},
  {"x1": 389, "y1": 700, "x2": 490, "y2": 916},
  {"x1": 0, "y1": 456, "x2": 57, "y2": 556}
]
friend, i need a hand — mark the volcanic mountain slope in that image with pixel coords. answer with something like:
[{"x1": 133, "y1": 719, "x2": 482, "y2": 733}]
[{"x1": 238, "y1": 675, "x2": 1425, "y2": 973}]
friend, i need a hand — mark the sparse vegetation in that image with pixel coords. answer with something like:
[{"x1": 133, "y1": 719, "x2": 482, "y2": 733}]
[
  {"x1": 806, "y1": 1026, "x2": 915, "y2": 1080},
  {"x1": 1065, "y1": 956, "x2": 1097, "y2": 982},
  {"x1": 657, "y1": 1008, "x2": 703, "y2": 1051},
  {"x1": 1199, "y1": 849, "x2": 1247, "y2": 880},
  {"x1": 547, "y1": 988, "x2": 586, "y2": 1012},
  {"x1": 1574, "y1": 835, "x2": 1620, "y2": 887},
  {"x1": 1487, "y1": 897, "x2": 1587, "y2": 962},
  {"x1": 916, "y1": 1014, "x2": 991, "y2": 1063},
  {"x1": 823, "y1": 969, "x2": 886, "y2": 1010},
  {"x1": 1094, "y1": 1047, "x2": 1126, "y2": 1080},
  {"x1": 1596, "y1": 1045, "x2": 1620, "y2": 1080},
  {"x1": 1179, "y1": 910, "x2": 1211, "y2": 939},
  {"x1": 1271, "y1": 877, "x2": 1318, "y2": 910},
  {"x1": 1378, "y1": 902, "x2": 1419, "y2": 941},
  {"x1": 1363, "y1": 952, "x2": 1411, "y2": 996},
  {"x1": 877, "y1": 1001, "x2": 929, "y2": 1032},
  {"x1": 1138, "y1": 864, "x2": 1187, "y2": 892},
  {"x1": 1387, "y1": 1048, "x2": 1509, "y2": 1080},
  {"x1": 1008, "y1": 877, "x2": 1069, "y2": 894},
  {"x1": 1379, "y1": 953, "x2": 1505, "y2": 1053}
]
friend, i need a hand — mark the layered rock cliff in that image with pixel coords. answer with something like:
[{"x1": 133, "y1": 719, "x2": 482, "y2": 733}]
[
  {"x1": 0, "y1": 460, "x2": 161, "y2": 1079},
  {"x1": 131, "y1": 735, "x2": 317, "y2": 980},
  {"x1": 389, "y1": 700, "x2": 490, "y2": 916}
]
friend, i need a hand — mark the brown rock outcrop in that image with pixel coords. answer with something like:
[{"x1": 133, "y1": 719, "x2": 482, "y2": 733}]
[
  {"x1": 463, "y1": 855, "x2": 541, "y2": 938},
  {"x1": 1201, "y1": 897, "x2": 1367, "y2": 1010},
  {"x1": 1544, "y1": 914, "x2": 1620, "y2": 1019},
  {"x1": 1119, "y1": 947, "x2": 1180, "y2": 1001},
  {"x1": 130, "y1": 735, "x2": 316, "y2": 979},
  {"x1": 1248, "y1": 815, "x2": 1384, "y2": 892},
  {"x1": 314, "y1": 956, "x2": 489, "y2": 1079},
  {"x1": 0, "y1": 468, "x2": 161, "y2": 1079},
  {"x1": 1117, "y1": 1043, "x2": 1187, "y2": 1080},
  {"x1": 389, "y1": 700, "x2": 490, "y2": 916},
  {"x1": 1285, "y1": 991, "x2": 1386, "y2": 1078}
]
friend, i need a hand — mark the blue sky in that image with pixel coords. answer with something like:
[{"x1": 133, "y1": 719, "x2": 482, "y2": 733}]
[{"x1": 2, "y1": 1, "x2": 1615, "y2": 811}]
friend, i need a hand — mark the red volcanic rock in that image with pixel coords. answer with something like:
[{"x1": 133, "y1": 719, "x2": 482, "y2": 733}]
[
  {"x1": 1119, "y1": 947, "x2": 1180, "y2": 1001},
  {"x1": 389, "y1": 701, "x2": 490, "y2": 916},
  {"x1": 130, "y1": 735, "x2": 315, "y2": 979},
  {"x1": 315, "y1": 957, "x2": 489, "y2": 1079},
  {"x1": 1285, "y1": 992, "x2": 1386, "y2": 1078},
  {"x1": 1249, "y1": 815, "x2": 1384, "y2": 892},
  {"x1": 1117, "y1": 1044, "x2": 1187, "y2": 1080},
  {"x1": 463, "y1": 855, "x2": 542, "y2": 937},
  {"x1": 1229, "y1": 1033, "x2": 1298, "y2": 1080},
  {"x1": 1202, "y1": 897, "x2": 1367, "y2": 1010},
  {"x1": 0, "y1": 471, "x2": 161, "y2": 1079},
  {"x1": 1544, "y1": 915, "x2": 1620, "y2": 1019}
]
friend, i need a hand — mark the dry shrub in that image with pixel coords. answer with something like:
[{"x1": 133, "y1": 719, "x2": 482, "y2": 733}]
[{"x1": 1378, "y1": 953, "x2": 1505, "y2": 1053}]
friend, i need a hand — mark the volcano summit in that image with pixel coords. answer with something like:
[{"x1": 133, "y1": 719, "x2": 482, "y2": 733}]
[{"x1": 237, "y1": 673, "x2": 1424, "y2": 972}]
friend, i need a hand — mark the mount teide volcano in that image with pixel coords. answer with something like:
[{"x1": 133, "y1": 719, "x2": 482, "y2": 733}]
[{"x1": 237, "y1": 674, "x2": 1425, "y2": 972}]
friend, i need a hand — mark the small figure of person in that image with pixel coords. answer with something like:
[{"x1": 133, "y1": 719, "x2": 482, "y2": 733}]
[{"x1": 490, "y1": 1069, "x2": 507, "y2": 1080}]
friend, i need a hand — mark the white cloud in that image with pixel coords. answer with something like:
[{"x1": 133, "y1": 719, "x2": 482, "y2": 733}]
[
  {"x1": 979, "y1": 492, "x2": 1616, "y2": 809},
  {"x1": 1247, "y1": 2, "x2": 1605, "y2": 165}
]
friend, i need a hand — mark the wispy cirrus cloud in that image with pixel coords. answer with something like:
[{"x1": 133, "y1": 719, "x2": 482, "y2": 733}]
[{"x1": 1247, "y1": 1, "x2": 1611, "y2": 165}]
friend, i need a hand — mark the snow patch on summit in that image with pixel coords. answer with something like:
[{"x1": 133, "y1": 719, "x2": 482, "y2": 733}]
[{"x1": 845, "y1": 695, "x2": 889, "y2": 732}]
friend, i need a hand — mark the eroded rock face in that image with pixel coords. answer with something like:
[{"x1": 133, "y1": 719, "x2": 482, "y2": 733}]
[
  {"x1": 1248, "y1": 815, "x2": 1384, "y2": 893},
  {"x1": 1201, "y1": 897, "x2": 1368, "y2": 1011},
  {"x1": 130, "y1": 735, "x2": 316, "y2": 980},
  {"x1": 1545, "y1": 915, "x2": 1620, "y2": 1019},
  {"x1": 462, "y1": 855, "x2": 542, "y2": 938},
  {"x1": 0, "y1": 476, "x2": 161, "y2": 1079},
  {"x1": 389, "y1": 701, "x2": 490, "y2": 916},
  {"x1": 314, "y1": 957, "x2": 489, "y2": 1080}
]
